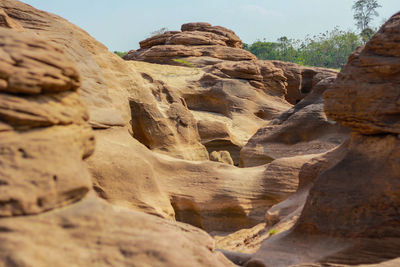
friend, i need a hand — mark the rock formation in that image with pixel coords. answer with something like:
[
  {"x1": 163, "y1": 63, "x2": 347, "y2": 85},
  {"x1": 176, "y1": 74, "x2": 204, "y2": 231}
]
[
  {"x1": 0, "y1": 0, "x2": 314, "y2": 238},
  {"x1": 0, "y1": 27, "x2": 94, "y2": 217},
  {"x1": 240, "y1": 76, "x2": 349, "y2": 167},
  {"x1": 244, "y1": 11, "x2": 400, "y2": 267},
  {"x1": 0, "y1": 6, "x2": 234, "y2": 266},
  {"x1": 124, "y1": 23, "x2": 337, "y2": 165},
  {"x1": 2, "y1": 1, "x2": 399, "y2": 266}
]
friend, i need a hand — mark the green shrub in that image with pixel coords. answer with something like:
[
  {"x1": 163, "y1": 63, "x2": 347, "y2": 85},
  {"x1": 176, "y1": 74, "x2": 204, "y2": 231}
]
[
  {"x1": 244, "y1": 27, "x2": 363, "y2": 69},
  {"x1": 114, "y1": 51, "x2": 128, "y2": 58}
]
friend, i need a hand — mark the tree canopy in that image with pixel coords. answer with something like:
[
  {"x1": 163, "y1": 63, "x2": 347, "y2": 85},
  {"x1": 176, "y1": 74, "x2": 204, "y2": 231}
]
[{"x1": 244, "y1": 28, "x2": 363, "y2": 69}]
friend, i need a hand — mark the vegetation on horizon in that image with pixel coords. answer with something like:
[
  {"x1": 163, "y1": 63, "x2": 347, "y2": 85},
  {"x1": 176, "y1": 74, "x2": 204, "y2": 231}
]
[
  {"x1": 244, "y1": 28, "x2": 362, "y2": 69},
  {"x1": 114, "y1": 51, "x2": 128, "y2": 57}
]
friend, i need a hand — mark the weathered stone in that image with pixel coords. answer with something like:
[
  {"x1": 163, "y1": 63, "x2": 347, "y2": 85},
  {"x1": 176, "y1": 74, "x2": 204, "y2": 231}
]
[
  {"x1": 210, "y1": 150, "x2": 234, "y2": 165},
  {"x1": 0, "y1": 28, "x2": 94, "y2": 217},
  {"x1": 0, "y1": 194, "x2": 235, "y2": 267},
  {"x1": 240, "y1": 77, "x2": 349, "y2": 167},
  {"x1": 181, "y1": 22, "x2": 243, "y2": 48},
  {"x1": 139, "y1": 31, "x2": 180, "y2": 49},
  {"x1": 0, "y1": 8, "x2": 24, "y2": 31},
  {"x1": 271, "y1": 60, "x2": 338, "y2": 104},
  {"x1": 324, "y1": 13, "x2": 400, "y2": 134}
]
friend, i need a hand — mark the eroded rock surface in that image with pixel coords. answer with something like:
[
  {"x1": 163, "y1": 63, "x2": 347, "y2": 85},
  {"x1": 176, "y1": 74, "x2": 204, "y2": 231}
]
[
  {"x1": 245, "y1": 12, "x2": 400, "y2": 267},
  {"x1": 241, "y1": 77, "x2": 349, "y2": 167},
  {"x1": 3, "y1": 2, "x2": 396, "y2": 267},
  {"x1": 0, "y1": 28, "x2": 94, "y2": 217},
  {"x1": 0, "y1": 4, "x2": 235, "y2": 266},
  {"x1": 0, "y1": 0, "x2": 314, "y2": 236}
]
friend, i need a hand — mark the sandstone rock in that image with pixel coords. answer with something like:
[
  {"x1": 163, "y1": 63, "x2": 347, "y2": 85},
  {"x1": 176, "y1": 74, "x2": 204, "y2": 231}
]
[
  {"x1": 247, "y1": 134, "x2": 400, "y2": 267},
  {"x1": 197, "y1": 119, "x2": 242, "y2": 165},
  {"x1": 256, "y1": 60, "x2": 288, "y2": 97},
  {"x1": 125, "y1": 44, "x2": 256, "y2": 64},
  {"x1": 246, "y1": 13, "x2": 400, "y2": 267},
  {"x1": 204, "y1": 60, "x2": 263, "y2": 82},
  {"x1": 240, "y1": 77, "x2": 349, "y2": 167},
  {"x1": 271, "y1": 60, "x2": 338, "y2": 104},
  {"x1": 324, "y1": 13, "x2": 400, "y2": 134},
  {"x1": 0, "y1": 0, "x2": 135, "y2": 128},
  {"x1": 0, "y1": 8, "x2": 24, "y2": 31},
  {"x1": 0, "y1": 28, "x2": 94, "y2": 217},
  {"x1": 0, "y1": 29, "x2": 79, "y2": 94},
  {"x1": 210, "y1": 150, "x2": 234, "y2": 165},
  {"x1": 296, "y1": 134, "x2": 400, "y2": 239},
  {"x1": 0, "y1": 5, "x2": 236, "y2": 266},
  {"x1": 167, "y1": 31, "x2": 230, "y2": 47},
  {"x1": 88, "y1": 127, "x2": 301, "y2": 233},
  {"x1": 139, "y1": 31, "x2": 180, "y2": 49},
  {"x1": 181, "y1": 22, "x2": 243, "y2": 48},
  {"x1": 0, "y1": 194, "x2": 235, "y2": 267},
  {"x1": 127, "y1": 60, "x2": 291, "y2": 163}
]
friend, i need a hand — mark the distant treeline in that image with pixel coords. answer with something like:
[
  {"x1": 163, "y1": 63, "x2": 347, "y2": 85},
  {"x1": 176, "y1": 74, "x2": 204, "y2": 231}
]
[{"x1": 244, "y1": 28, "x2": 365, "y2": 69}]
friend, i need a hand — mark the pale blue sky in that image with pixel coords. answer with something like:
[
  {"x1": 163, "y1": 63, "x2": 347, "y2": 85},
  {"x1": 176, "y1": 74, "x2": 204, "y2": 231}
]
[{"x1": 22, "y1": 0, "x2": 400, "y2": 52}]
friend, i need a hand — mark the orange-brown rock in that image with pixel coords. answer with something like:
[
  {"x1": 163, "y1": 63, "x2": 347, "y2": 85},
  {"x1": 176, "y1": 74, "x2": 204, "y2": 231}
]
[
  {"x1": 181, "y1": 22, "x2": 243, "y2": 48},
  {"x1": 167, "y1": 31, "x2": 231, "y2": 47},
  {"x1": 240, "y1": 77, "x2": 349, "y2": 167},
  {"x1": 0, "y1": 0, "x2": 298, "y2": 233},
  {"x1": 324, "y1": 16, "x2": 400, "y2": 134},
  {"x1": 203, "y1": 60, "x2": 263, "y2": 82},
  {"x1": 245, "y1": 13, "x2": 400, "y2": 267},
  {"x1": 0, "y1": 8, "x2": 23, "y2": 31},
  {"x1": 0, "y1": 27, "x2": 94, "y2": 217},
  {"x1": 0, "y1": 194, "x2": 234, "y2": 267},
  {"x1": 139, "y1": 30, "x2": 180, "y2": 49},
  {"x1": 0, "y1": 0, "x2": 133, "y2": 129},
  {"x1": 88, "y1": 127, "x2": 303, "y2": 232},
  {"x1": 127, "y1": 60, "x2": 291, "y2": 164},
  {"x1": 0, "y1": 3, "x2": 237, "y2": 266},
  {"x1": 215, "y1": 144, "x2": 348, "y2": 256},
  {"x1": 256, "y1": 60, "x2": 288, "y2": 97},
  {"x1": 271, "y1": 60, "x2": 338, "y2": 104},
  {"x1": 125, "y1": 44, "x2": 256, "y2": 64},
  {"x1": 209, "y1": 150, "x2": 234, "y2": 165}
]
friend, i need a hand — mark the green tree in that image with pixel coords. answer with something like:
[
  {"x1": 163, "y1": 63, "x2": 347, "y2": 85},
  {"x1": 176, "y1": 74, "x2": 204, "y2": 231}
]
[
  {"x1": 352, "y1": 0, "x2": 381, "y2": 32},
  {"x1": 244, "y1": 28, "x2": 362, "y2": 69}
]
